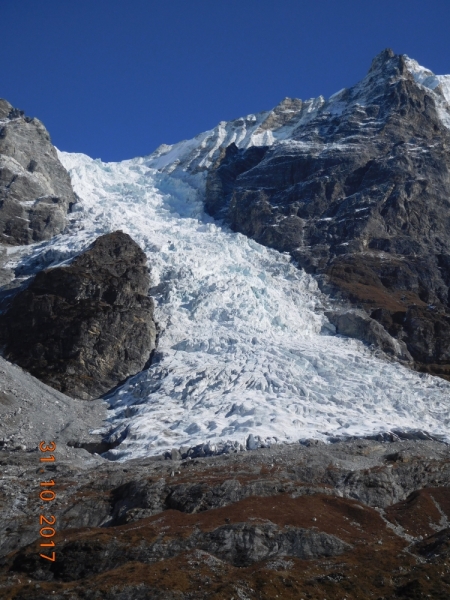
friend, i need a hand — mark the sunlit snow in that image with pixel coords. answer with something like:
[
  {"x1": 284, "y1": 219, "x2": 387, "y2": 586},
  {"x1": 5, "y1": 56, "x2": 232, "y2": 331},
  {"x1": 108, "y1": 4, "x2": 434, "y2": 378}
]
[
  {"x1": 142, "y1": 55, "x2": 450, "y2": 184},
  {"x1": 405, "y1": 56, "x2": 450, "y2": 129},
  {"x1": 36, "y1": 150, "x2": 450, "y2": 460}
]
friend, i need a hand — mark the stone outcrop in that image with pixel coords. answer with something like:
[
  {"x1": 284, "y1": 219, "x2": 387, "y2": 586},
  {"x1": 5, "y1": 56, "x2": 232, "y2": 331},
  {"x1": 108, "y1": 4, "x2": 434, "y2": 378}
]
[
  {"x1": 0, "y1": 98, "x2": 76, "y2": 244},
  {"x1": 0, "y1": 231, "x2": 157, "y2": 399},
  {"x1": 325, "y1": 308, "x2": 412, "y2": 361},
  {"x1": 203, "y1": 50, "x2": 450, "y2": 379},
  {"x1": 10, "y1": 522, "x2": 350, "y2": 582}
]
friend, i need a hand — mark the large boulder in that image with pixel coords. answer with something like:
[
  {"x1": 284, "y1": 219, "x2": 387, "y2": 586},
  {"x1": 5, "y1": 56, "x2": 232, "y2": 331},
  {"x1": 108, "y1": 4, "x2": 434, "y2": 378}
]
[
  {"x1": 0, "y1": 231, "x2": 157, "y2": 399},
  {"x1": 0, "y1": 98, "x2": 76, "y2": 244}
]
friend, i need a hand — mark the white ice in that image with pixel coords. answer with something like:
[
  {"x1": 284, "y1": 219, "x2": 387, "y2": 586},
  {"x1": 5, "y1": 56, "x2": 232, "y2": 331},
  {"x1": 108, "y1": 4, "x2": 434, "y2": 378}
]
[{"x1": 33, "y1": 149, "x2": 450, "y2": 460}]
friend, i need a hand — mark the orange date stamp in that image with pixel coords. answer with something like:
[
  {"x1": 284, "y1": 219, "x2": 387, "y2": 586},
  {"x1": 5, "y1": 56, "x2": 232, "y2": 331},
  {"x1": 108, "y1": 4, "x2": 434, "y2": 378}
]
[{"x1": 39, "y1": 440, "x2": 57, "y2": 562}]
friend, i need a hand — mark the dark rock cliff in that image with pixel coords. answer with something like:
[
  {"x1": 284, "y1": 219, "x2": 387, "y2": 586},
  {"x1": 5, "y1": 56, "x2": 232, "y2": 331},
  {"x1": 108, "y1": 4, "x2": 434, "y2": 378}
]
[
  {"x1": 0, "y1": 98, "x2": 76, "y2": 245},
  {"x1": 0, "y1": 231, "x2": 157, "y2": 399},
  {"x1": 204, "y1": 50, "x2": 450, "y2": 379}
]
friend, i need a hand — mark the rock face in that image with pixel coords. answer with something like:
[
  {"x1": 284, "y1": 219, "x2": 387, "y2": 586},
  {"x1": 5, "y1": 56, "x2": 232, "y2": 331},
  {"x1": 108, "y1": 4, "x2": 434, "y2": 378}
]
[
  {"x1": 325, "y1": 308, "x2": 412, "y2": 361},
  {"x1": 203, "y1": 50, "x2": 450, "y2": 379},
  {"x1": 0, "y1": 231, "x2": 157, "y2": 399},
  {"x1": 10, "y1": 523, "x2": 350, "y2": 582},
  {"x1": 0, "y1": 98, "x2": 76, "y2": 245}
]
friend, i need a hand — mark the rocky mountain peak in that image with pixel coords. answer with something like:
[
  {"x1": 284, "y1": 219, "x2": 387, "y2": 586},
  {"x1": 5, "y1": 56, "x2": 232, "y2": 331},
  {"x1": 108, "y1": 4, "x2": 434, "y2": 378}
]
[
  {"x1": 0, "y1": 99, "x2": 29, "y2": 121},
  {"x1": 369, "y1": 46, "x2": 395, "y2": 65},
  {"x1": 143, "y1": 50, "x2": 450, "y2": 181},
  {"x1": 0, "y1": 99, "x2": 14, "y2": 119},
  {"x1": 367, "y1": 47, "x2": 406, "y2": 77}
]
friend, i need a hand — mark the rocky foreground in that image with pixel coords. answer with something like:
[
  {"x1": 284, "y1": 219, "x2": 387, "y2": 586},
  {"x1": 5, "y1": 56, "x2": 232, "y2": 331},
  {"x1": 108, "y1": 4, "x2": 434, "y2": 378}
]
[{"x1": 0, "y1": 355, "x2": 449, "y2": 599}]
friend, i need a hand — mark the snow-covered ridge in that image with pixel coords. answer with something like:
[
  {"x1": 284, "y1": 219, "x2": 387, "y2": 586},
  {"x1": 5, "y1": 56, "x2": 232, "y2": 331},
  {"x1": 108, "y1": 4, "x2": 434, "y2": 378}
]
[
  {"x1": 404, "y1": 56, "x2": 450, "y2": 102},
  {"x1": 42, "y1": 149, "x2": 450, "y2": 460},
  {"x1": 404, "y1": 55, "x2": 450, "y2": 129},
  {"x1": 144, "y1": 53, "x2": 450, "y2": 184},
  {"x1": 144, "y1": 95, "x2": 326, "y2": 174}
]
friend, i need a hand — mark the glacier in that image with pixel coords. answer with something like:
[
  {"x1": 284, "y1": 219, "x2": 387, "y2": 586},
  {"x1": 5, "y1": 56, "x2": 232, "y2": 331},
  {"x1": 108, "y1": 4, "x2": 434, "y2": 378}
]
[
  {"x1": 25, "y1": 148, "x2": 445, "y2": 460},
  {"x1": 5, "y1": 54, "x2": 450, "y2": 460}
]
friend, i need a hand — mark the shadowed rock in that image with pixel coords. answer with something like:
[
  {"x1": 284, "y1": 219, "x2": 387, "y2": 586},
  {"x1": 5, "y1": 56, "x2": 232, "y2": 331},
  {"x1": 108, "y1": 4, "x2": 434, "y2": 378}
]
[
  {"x1": 203, "y1": 523, "x2": 351, "y2": 565},
  {"x1": 326, "y1": 308, "x2": 412, "y2": 361},
  {"x1": 0, "y1": 231, "x2": 157, "y2": 399},
  {"x1": 416, "y1": 528, "x2": 450, "y2": 559},
  {"x1": 11, "y1": 522, "x2": 350, "y2": 581}
]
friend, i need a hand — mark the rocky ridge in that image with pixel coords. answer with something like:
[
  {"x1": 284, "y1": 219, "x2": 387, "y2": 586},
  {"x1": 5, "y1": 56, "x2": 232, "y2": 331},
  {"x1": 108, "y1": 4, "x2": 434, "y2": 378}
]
[
  {"x1": 0, "y1": 98, "x2": 76, "y2": 245},
  {"x1": 198, "y1": 50, "x2": 450, "y2": 379}
]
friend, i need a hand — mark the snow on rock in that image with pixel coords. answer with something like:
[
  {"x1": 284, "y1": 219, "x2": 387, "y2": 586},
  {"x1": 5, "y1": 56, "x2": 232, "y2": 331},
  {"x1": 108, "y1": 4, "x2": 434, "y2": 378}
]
[
  {"x1": 404, "y1": 55, "x2": 450, "y2": 129},
  {"x1": 34, "y1": 150, "x2": 449, "y2": 460},
  {"x1": 142, "y1": 96, "x2": 325, "y2": 174},
  {"x1": 145, "y1": 52, "x2": 450, "y2": 189}
]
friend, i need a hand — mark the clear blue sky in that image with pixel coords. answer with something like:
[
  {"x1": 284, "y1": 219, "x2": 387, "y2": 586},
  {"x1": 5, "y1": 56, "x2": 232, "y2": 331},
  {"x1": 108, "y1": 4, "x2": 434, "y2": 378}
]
[{"x1": 2, "y1": 0, "x2": 449, "y2": 161}]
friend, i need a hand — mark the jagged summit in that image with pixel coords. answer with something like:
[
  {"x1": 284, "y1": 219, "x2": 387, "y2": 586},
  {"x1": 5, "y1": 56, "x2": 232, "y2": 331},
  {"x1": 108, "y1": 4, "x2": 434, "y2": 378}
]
[
  {"x1": 369, "y1": 47, "x2": 395, "y2": 65},
  {"x1": 366, "y1": 47, "x2": 411, "y2": 79},
  {"x1": 141, "y1": 50, "x2": 450, "y2": 176}
]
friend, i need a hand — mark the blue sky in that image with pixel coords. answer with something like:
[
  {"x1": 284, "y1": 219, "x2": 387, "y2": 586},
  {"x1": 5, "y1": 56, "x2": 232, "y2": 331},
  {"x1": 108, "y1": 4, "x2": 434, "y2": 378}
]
[{"x1": 2, "y1": 0, "x2": 449, "y2": 161}]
